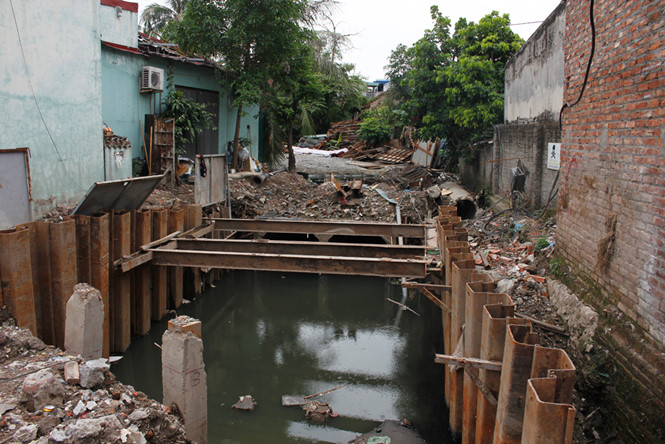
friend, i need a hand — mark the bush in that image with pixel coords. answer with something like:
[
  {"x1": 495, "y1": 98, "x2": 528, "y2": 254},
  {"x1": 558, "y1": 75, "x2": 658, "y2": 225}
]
[{"x1": 357, "y1": 117, "x2": 392, "y2": 146}]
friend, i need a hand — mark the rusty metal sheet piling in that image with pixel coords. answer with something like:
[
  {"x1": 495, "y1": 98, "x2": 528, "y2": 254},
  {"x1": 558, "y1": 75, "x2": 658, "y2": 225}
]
[
  {"x1": 35, "y1": 222, "x2": 55, "y2": 345},
  {"x1": 187, "y1": 204, "x2": 203, "y2": 294},
  {"x1": 521, "y1": 378, "x2": 576, "y2": 444},
  {"x1": 462, "y1": 276, "x2": 501, "y2": 444},
  {"x1": 0, "y1": 228, "x2": 37, "y2": 335},
  {"x1": 75, "y1": 215, "x2": 91, "y2": 284},
  {"x1": 133, "y1": 209, "x2": 152, "y2": 336},
  {"x1": 169, "y1": 207, "x2": 185, "y2": 308},
  {"x1": 448, "y1": 258, "x2": 477, "y2": 436},
  {"x1": 112, "y1": 211, "x2": 131, "y2": 353},
  {"x1": 493, "y1": 324, "x2": 540, "y2": 444},
  {"x1": 475, "y1": 310, "x2": 526, "y2": 444},
  {"x1": 152, "y1": 209, "x2": 168, "y2": 321},
  {"x1": 49, "y1": 219, "x2": 78, "y2": 349},
  {"x1": 16, "y1": 223, "x2": 43, "y2": 338},
  {"x1": 90, "y1": 214, "x2": 110, "y2": 357}
]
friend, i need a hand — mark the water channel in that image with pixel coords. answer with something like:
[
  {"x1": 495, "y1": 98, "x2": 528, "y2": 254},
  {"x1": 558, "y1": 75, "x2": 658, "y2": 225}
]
[{"x1": 112, "y1": 271, "x2": 452, "y2": 443}]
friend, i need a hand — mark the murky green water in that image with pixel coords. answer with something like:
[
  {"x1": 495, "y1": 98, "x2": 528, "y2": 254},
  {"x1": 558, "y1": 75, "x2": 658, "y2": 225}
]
[{"x1": 112, "y1": 271, "x2": 451, "y2": 443}]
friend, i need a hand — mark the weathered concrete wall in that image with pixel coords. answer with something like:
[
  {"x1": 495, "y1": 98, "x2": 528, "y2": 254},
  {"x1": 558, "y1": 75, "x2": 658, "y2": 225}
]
[
  {"x1": 99, "y1": 1, "x2": 138, "y2": 49},
  {"x1": 492, "y1": 123, "x2": 560, "y2": 208},
  {"x1": 504, "y1": 1, "x2": 566, "y2": 123},
  {"x1": 556, "y1": 0, "x2": 665, "y2": 440},
  {"x1": 0, "y1": 0, "x2": 103, "y2": 218}
]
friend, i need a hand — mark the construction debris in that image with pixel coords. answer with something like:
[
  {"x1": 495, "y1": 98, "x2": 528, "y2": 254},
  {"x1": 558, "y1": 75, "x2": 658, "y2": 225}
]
[{"x1": 232, "y1": 395, "x2": 257, "y2": 411}]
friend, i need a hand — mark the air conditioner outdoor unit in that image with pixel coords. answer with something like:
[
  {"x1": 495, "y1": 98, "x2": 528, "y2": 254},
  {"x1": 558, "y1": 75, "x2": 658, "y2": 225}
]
[{"x1": 141, "y1": 66, "x2": 164, "y2": 92}]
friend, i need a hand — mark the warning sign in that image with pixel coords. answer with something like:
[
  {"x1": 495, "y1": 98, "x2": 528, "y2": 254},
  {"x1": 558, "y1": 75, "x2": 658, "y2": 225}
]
[{"x1": 547, "y1": 143, "x2": 560, "y2": 170}]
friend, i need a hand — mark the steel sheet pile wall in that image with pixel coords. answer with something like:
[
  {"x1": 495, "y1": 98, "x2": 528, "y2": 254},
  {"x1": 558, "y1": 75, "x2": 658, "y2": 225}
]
[
  {"x1": 0, "y1": 204, "x2": 205, "y2": 356},
  {"x1": 436, "y1": 206, "x2": 576, "y2": 443}
]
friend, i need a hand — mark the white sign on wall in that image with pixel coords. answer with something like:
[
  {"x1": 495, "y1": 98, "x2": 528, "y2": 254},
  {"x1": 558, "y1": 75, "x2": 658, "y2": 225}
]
[{"x1": 547, "y1": 143, "x2": 561, "y2": 170}]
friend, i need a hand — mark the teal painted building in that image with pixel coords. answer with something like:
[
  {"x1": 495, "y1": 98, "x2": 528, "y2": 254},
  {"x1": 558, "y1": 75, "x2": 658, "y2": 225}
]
[
  {"x1": 0, "y1": 0, "x2": 260, "y2": 225},
  {"x1": 100, "y1": 0, "x2": 260, "y2": 180}
]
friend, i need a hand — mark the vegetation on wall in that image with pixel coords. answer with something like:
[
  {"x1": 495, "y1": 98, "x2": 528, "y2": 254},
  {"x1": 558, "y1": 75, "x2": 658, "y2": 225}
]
[{"x1": 161, "y1": 89, "x2": 215, "y2": 154}]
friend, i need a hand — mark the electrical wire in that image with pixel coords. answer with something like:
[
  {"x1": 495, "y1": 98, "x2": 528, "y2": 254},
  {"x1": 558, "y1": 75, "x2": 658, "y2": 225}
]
[
  {"x1": 559, "y1": 0, "x2": 596, "y2": 130},
  {"x1": 9, "y1": 0, "x2": 83, "y2": 191}
]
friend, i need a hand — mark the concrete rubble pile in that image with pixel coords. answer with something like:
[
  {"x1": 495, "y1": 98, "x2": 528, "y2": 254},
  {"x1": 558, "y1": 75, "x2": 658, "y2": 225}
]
[{"x1": 0, "y1": 321, "x2": 191, "y2": 444}]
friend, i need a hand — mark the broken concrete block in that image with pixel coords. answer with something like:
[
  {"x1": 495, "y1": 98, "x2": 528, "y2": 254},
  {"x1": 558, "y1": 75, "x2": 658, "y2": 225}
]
[
  {"x1": 64, "y1": 361, "x2": 80, "y2": 384},
  {"x1": 12, "y1": 423, "x2": 38, "y2": 442},
  {"x1": 21, "y1": 369, "x2": 65, "y2": 411},
  {"x1": 496, "y1": 278, "x2": 517, "y2": 295},
  {"x1": 64, "y1": 283, "x2": 104, "y2": 359},
  {"x1": 232, "y1": 395, "x2": 257, "y2": 411},
  {"x1": 162, "y1": 326, "x2": 207, "y2": 444},
  {"x1": 168, "y1": 315, "x2": 202, "y2": 339},
  {"x1": 79, "y1": 359, "x2": 110, "y2": 389},
  {"x1": 64, "y1": 414, "x2": 123, "y2": 441}
]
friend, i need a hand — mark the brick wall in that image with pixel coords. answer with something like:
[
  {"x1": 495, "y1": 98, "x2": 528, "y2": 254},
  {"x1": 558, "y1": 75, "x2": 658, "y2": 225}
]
[
  {"x1": 492, "y1": 123, "x2": 561, "y2": 208},
  {"x1": 557, "y1": 0, "x2": 665, "y2": 440}
]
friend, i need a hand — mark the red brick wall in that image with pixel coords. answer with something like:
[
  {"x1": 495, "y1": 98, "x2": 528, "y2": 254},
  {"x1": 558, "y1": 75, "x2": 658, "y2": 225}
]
[
  {"x1": 558, "y1": 0, "x2": 665, "y2": 345},
  {"x1": 557, "y1": 0, "x2": 665, "y2": 439}
]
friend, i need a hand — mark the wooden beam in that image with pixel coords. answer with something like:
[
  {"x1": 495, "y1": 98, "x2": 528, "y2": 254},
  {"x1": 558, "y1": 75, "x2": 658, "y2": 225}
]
[
  {"x1": 434, "y1": 354, "x2": 502, "y2": 372},
  {"x1": 211, "y1": 218, "x2": 426, "y2": 239},
  {"x1": 515, "y1": 313, "x2": 568, "y2": 335},
  {"x1": 401, "y1": 282, "x2": 452, "y2": 292},
  {"x1": 150, "y1": 249, "x2": 427, "y2": 278},
  {"x1": 115, "y1": 251, "x2": 154, "y2": 272},
  {"x1": 464, "y1": 366, "x2": 498, "y2": 406},
  {"x1": 175, "y1": 238, "x2": 425, "y2": 259},
  {"x1": 140, "y1": 230, "x2": 181, "y2": 251},
  {"x1": 419, "y1": 288, "x2": 451, "y2": 313}
]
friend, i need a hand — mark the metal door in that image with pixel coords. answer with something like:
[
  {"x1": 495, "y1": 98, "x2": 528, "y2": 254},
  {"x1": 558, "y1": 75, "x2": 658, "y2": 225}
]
[{"x1": 0, "y1": 149, "x2": 32, "y2": 229}]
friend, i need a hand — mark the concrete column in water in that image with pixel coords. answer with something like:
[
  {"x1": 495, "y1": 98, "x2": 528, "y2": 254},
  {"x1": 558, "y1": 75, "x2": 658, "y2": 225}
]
[
  {"x1": 162, "y1": 316, "x2": 207, "y2": 444},
  {"x1": 64, "y1": 283, "x2": 104, "y2": 359}
]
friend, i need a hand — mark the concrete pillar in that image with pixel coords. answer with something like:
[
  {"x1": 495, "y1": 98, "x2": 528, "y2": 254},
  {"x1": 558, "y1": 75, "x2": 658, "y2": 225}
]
[
  {"x1": 64, "y1": 283, "x2": 104, "y2": 359},
  {"x1": 162, "y1": 316, "x2": 207, "y2": 444}
]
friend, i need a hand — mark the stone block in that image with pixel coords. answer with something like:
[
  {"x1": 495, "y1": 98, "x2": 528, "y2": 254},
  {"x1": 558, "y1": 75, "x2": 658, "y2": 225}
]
[
  {"x1": 162, "y1": 326, "x2": 207, "y2": 443},
  {"x1": 79, "y1": 359, "x2": 110, "y2": 389},
  {"x1": 64, "y1": 283, "x2": 104, "y2": 359},
  {"x1": 64, "y1": 361, "x2": 80, "y2": 384}
]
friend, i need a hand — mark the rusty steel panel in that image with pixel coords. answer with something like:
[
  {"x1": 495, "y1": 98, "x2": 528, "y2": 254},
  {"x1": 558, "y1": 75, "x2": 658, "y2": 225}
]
[
  {"x1": 15, "y1": 223, "x2": 42, "y2": 339},
  {"x1": 521, "y1": 378, "x2": 576, "y2": 444},
  {"x1": 0, "y1": 228, "x2": 37, "y2": 335},
  {"x1": 462, "y1": 278, "x2": 507, "y2": 444},
  {"x1": 151, "y1": 209, "x2": 168, "y2": 321},
  {"x1": 476, "y1": 311, "x2": 526, "y2": 444},
  {"x1": 75, "y1": 215, "x2": 91, "y2": 284},
  {"x1": 175, "y1": 238, "x2": 426, "y2": 259},
  {"x1": 112, "y1": 211, "x2": 131, "y2": 353},
  {"x1": 90, "y1": 214, "x2": 110, "y2": 357},
  {"x1": 150, "y1": 249, "x2": 428, "y2": 278},
  {"x1": 493, "y1": 324, "x2": 540, "y2": 444},
  {"x1": 35, "y1": 222, "x2": 55, "y2": 345},
  {"x1": 448, "y1": 258, "x2": 477, "y2": 437},
  {"x1": 212, "y1": 218, "x2": 426, "y2": 239},
  {"x1": 133, "y1": 209, "x2": 152, "y2": 336},
  {"x1": 49, "y1": 219, "x2": 78, "y2": 349},
  {"x1": 169, "y1": 207, "x2": 185, "y2": 309}
]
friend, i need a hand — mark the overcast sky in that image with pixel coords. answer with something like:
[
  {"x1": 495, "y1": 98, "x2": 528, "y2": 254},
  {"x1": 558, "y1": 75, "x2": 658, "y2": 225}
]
[{"x1": 136, "y1": 0, "x2": 563, "y2": 81}]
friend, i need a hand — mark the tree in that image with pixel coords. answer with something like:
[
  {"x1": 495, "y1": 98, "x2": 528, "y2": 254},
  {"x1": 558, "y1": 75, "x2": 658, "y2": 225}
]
[
  {"x1": 386, "y1": 7, "x2": 522, "y2": 166},
  {"x1": 140, "y1": 0, "x2": 188, "y2": 35},
  {"x1": 170, "y1": 0, "x2": 314, "y2": 169}
]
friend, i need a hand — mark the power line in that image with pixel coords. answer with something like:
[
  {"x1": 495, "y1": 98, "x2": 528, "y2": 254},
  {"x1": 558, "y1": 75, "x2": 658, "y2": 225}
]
[{"x1": 510, "y1": 21, "x2": 544, "y2": 26}]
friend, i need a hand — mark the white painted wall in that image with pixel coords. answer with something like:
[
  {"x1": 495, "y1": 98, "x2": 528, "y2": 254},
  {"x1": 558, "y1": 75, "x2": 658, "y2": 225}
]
[
  {"x1": 100, "y1": 3, "x2": 139, "y2": 48},
  {"x1": 504, "y1": 2, "x2": 566, "y2": 123},
  {"x1": 0, "y1": 0, "x2": 103, "y2": 217}
]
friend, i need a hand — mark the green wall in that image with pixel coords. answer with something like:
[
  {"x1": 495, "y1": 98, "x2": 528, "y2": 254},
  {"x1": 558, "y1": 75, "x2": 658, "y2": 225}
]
[{"x1": 101, "y1": 47, "x2": 260, "y2": 179}]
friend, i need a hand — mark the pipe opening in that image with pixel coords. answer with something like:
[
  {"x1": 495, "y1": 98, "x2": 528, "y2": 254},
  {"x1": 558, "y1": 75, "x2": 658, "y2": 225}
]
[{"x1": 456, "y1": 199, "x2": 477, "y2": 220}]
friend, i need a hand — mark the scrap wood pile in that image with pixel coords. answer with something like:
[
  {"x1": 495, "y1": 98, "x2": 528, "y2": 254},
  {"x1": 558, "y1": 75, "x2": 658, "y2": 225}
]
[{"x1": 310, "y1": 119, "x2": 415, "y2": 164}]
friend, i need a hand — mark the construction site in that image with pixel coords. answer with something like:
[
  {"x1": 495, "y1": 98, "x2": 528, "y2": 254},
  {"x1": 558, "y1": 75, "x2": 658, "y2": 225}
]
[{"x1": 1, "y1": 0, "x2": 665, "y2": 443}]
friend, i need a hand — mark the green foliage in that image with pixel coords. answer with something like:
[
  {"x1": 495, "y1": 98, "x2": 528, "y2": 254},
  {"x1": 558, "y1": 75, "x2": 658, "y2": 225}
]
[
  {"x1": 357, "y1": 106, "x2": 408, "y2": 146},
  {"x1": 141, "y1": 0, "x2": 189, "y2": 35},
  {"x1": 386, "y1": 8, "x2": 522, "y2": 167},
  {"x1": 535, "y1": 237, "x2": 550, "y2": 253},
  {"x1": 161, "y1": 90, "x2": 215, "y2": 154},
  {"x1": 549, "y1": 256, "x2": 565, "y2": 277}
]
